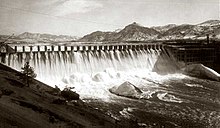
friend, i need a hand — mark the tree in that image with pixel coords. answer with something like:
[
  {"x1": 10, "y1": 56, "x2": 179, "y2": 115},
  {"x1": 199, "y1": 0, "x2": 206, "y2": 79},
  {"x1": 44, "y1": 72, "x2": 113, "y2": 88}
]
[{"x1": 21, "y1": 62, "x2": 37, "y2": 87}]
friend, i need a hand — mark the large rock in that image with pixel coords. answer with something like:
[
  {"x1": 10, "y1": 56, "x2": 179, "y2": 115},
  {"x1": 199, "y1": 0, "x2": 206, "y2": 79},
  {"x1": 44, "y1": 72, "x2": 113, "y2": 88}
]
[
  {"x1": 109, "y1": 81, "x2": 142, "y2": 98},
  {"x1": 61, "y1": 90, "x2": 79, "y2": 101},
  {"x1": 184, "y1": 64, "x2": 220, "y2": 81}
]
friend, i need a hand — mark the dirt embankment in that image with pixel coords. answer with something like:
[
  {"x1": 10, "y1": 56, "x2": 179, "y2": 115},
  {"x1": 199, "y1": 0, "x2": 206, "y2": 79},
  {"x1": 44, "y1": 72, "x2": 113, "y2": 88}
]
[{"x1": 0, "y1": 63, "x2": 131, "y2": 128}]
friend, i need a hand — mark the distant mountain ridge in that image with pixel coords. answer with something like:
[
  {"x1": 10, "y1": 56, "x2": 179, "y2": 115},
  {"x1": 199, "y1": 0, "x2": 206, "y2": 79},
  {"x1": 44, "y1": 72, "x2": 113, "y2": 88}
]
[
  {"x1": 151, "y1": 24, "x2": 177, "y2": 34},
  {"x1": 18, "y1": 32, "x2": 79, "y2": 42},
  {"x1": 111, "y1": 22, "x2": 160, "y2": 41},
  {"x1": 198, "y1": 20, "x2": 220, "y2": 26},
  {"x1": 2, "y1": 19, "x2": 220, "y2": 43},
  {"x1": 78, "y1": 31, "x2": 116, "y2": 42},
  {"x1": 79, "y1": 22, "x2": 160, "y2": 42},
  {"x1": 79, "y1": 20, "x2": 220, "y2": 42}
]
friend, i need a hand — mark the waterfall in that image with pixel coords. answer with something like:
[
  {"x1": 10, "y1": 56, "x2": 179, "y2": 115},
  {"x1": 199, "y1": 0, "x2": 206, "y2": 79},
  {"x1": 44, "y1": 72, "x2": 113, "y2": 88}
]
[
  {"x1": 4, "y1": 48, "x2": 161, "y2": 85},
  {"x1": 1, "y1": 46, "x2": 189, "y2": 99}
]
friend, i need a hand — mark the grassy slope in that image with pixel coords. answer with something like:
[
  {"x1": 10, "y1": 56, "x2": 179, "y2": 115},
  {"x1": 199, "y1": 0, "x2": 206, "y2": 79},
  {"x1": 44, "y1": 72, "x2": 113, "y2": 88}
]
[{"x1": 0, "y1": 63, "x2": 126, "y2": 128}]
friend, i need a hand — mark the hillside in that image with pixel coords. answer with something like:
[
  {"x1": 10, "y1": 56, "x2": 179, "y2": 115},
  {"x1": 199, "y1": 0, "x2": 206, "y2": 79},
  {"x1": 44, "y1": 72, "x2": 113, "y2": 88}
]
[
  {"x1": 0, "y1": 64, "x2": 132, "y2": 128},
  {"x1": 2, "y1": 19, "x2": 220, "y2": 43},
  {"x1": 78, "y1": 31, "x2": 116, "y2": 42},
  {"x1": 151, "y1": 24, "x2": 177, "y2": 34},
  {"x1": 160, "y1": 24, "x2": 196, "y2": 39},
  {"x1": 161, "y1": 20, "x2": 220, "y2": 40},
  {"x1": 79, "y1": 20, "x2": 220, "y2": 42},
  {"x1": 198, "y1": 20, "x2": 220, "y2": 26},
  {"x1": 79, "y1": 22, "x2": 160, "y2": 42},
  {"x1": 18, "y1": 32, "x2": 79, "y2": 42},
  {"x1": 111, "y1": 22, "x2": 160, "y2": 41}
]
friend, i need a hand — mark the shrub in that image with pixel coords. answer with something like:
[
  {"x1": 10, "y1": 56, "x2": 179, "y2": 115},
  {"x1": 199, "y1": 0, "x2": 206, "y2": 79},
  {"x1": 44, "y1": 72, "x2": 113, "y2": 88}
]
[
  {"x1": 61, "y1": 88, "x2": 79, "y2": 101},
  {"x1": 20, "y1": 62, "x2": 37, "y2": 87}
]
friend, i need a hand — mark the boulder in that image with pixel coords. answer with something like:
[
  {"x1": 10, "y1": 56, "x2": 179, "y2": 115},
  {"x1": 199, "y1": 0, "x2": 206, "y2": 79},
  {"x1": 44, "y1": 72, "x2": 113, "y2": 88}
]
[
  {"x1": 61, "y1": 90, "x2": 79, "y2": 101},
  {"x1": 109, "y1": 81, "x2": 142, "y2": 98},
  {"x1": 184, "y1": 64, "x2": 220, "y2": 81}
]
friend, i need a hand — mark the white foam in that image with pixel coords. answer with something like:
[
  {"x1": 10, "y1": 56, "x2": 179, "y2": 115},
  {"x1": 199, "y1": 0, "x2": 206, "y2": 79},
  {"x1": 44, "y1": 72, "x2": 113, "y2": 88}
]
[
  {"x1": 185, "y1": 83, "x2": 203, "y2": 88},
  {"x1": 157, "y1": 92, "x2": 183, "y2": 103},
  {"x1": 58, "y1": 67, "x2": 188, "y2": 100}
]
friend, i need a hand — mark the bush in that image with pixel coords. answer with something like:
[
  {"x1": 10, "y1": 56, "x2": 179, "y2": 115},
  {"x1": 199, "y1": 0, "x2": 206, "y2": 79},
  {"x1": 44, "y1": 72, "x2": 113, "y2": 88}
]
[
  {"x1": 52, "y1": 85, "x2": 61, "y2": 95},
  {"x1": 20, "y1": 62, "x2": 37, "y2": 87},
  {"x1": 61, "y1": 88, "x2": 79, "y2": 101}
]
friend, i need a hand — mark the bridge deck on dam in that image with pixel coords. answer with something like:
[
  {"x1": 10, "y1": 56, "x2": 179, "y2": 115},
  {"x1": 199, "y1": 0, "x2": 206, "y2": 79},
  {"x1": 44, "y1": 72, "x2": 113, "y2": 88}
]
[
  {"x1": 0, "y1": 39, "x2": 216, "y2": 53},
  {"x1": 0, "y1": 43, "x2": 163, "y2": 53}
]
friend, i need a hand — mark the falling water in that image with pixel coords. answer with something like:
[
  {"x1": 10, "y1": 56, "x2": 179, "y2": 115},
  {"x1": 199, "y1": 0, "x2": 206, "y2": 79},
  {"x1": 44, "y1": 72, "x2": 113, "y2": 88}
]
[
  {"x1": 5, "y1": 47, "x2": 162, "y2": 87},
  {"x1": 2, "y1": 45, "x2": 220, "y2": 127}
]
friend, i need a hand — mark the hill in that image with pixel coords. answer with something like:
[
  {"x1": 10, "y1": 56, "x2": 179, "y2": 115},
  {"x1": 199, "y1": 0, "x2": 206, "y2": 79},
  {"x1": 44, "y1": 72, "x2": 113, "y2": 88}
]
[
  {"x1": 18, "y1": 32, "x2": 79, "y2": 42},
  {"x1": 160, "y1": 24, "x2": 196, "y2": 39},
  {"x1": 78, "y1": 20, "x2": 220, "y2": 42},
  {"x1": 198, "y1": 20, "x2": 220, "y2": 26},
  {"x1": 111, "y1": 22, "x2": 160, "y2": 41},
  {"x1": 78, "y1": 31, "x2": 116, "y2": 42},
  {"x1": 0, "y1": 63, "x2": 131, "y2": 128},
  {"x1": 2, "y1": 19, "x2": 220, "y2": 43},
  {"x1": 160, "y1": 20, "x2": 220, "y2": 40},
  {"x1": 151, "y1": 24, "x2": 177, "y2": 34},
  {"x1": 79, "y1": 22, "x2": 160, "y2": 42}
]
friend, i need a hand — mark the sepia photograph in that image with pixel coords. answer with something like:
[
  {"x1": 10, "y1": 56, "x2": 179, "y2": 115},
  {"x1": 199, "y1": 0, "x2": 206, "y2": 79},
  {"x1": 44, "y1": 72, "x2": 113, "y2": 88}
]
[{"x1": 0, "y1": 0, "x2": 220, "y2": 127}]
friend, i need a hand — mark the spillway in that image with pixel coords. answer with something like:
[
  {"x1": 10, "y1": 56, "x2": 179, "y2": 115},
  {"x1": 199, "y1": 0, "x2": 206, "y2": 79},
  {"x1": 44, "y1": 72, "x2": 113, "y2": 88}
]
[
  {"x1": 1, "y1": 44, "x2": 185, "y2": 99},
  {"x1": 4, "y1": 47, "x2": 163, "y2": 86}
]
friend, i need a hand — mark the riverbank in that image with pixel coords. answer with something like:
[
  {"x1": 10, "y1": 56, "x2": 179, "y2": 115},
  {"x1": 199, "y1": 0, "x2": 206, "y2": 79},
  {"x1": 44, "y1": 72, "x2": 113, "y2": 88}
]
[{"x1": 0, "y1": 63, "x2": 135, "y2": 128}]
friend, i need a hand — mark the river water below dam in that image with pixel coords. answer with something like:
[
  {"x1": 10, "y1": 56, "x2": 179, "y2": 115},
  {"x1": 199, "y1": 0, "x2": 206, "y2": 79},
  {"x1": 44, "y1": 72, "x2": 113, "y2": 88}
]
[{"x1": 2, "y1": 46, "x2": 220, "y2": 127}]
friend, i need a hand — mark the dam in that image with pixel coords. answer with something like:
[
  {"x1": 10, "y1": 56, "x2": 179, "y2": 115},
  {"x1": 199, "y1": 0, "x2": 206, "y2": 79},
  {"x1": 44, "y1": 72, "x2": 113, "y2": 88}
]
[
  {"x1": 0, "y1": 39, "x2": 219, "y2": 86},
  {"x1": 0, "y1": 42, "x2": 164, "y2": 86},
  {"x1": 0, "y1": 40, "x2": 220, "y2": 127}
]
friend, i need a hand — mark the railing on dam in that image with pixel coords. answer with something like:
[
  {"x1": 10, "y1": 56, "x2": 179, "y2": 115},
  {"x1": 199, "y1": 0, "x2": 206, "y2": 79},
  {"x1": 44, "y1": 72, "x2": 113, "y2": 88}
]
[{"x1": 0, "y1": 43, "x2": 163, "y2": 53}]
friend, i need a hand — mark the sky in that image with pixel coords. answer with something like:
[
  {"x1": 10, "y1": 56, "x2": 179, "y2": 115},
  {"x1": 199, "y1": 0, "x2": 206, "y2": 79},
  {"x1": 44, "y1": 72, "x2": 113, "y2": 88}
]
[{"x1": 0, "y1": 0, "x2": 219, "y2": 37}]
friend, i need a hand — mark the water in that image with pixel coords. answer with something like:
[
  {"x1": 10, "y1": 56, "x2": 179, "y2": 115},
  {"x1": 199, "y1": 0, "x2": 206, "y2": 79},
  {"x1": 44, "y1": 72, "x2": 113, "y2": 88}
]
[
  {"x1": 3, "y1": 47, "x2": 220, "y2": 127},
  {"x1": 5, "y1": 48, "x2": 161, "y2": 88}
]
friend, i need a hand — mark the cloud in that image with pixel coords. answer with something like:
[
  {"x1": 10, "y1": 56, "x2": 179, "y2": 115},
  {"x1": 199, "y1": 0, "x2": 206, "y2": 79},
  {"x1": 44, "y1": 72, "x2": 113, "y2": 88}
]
[{"x1": 50, "y1": 0, "x2": 103, "y2": 16}]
